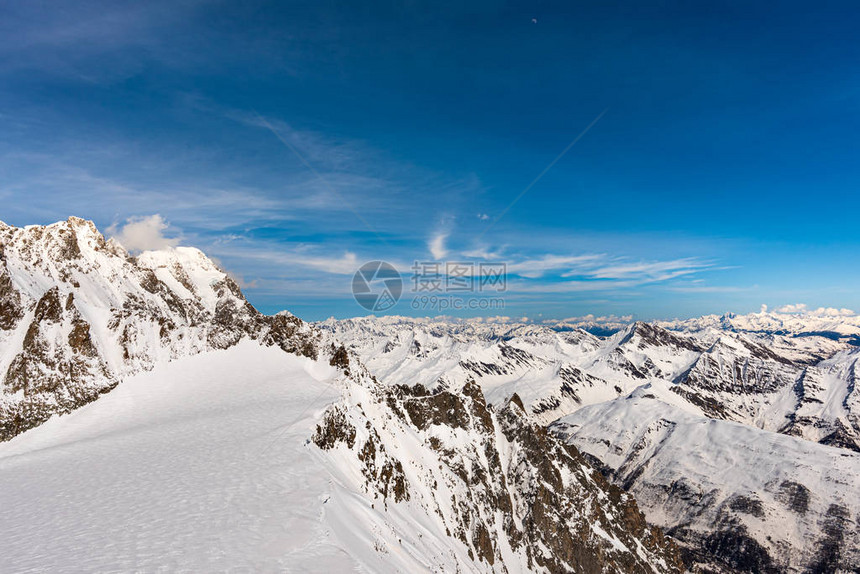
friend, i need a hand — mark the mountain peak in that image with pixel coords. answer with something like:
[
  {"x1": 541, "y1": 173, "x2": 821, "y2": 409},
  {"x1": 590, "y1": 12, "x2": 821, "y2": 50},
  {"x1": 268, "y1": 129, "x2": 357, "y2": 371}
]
[{"x1": 0, "y1": 219, "x2": 329, "y2": 441}]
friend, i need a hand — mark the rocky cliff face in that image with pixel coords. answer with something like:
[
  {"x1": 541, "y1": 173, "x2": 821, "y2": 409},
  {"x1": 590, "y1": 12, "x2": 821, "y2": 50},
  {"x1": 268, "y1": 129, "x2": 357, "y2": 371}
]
[
  {"x1": 313, "y1": 377, "x2": 685, "y2": 573},
  {"x1": 0, "y1": 217, "x2": 320, "y2": 440}
]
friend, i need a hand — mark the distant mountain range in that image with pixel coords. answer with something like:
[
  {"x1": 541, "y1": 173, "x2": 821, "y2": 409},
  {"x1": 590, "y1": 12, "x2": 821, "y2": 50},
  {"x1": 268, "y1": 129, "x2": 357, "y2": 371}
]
[{"x1": 319, "y1": 314, "x2": 860, "y2": 572}]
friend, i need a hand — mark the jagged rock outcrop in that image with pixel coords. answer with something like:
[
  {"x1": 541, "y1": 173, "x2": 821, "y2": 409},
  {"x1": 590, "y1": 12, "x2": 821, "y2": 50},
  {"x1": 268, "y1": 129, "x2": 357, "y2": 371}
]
[
  {"x1": 0, "y1": 217, "x2": 321, "y2": 440},
  {"x1": 314, "y1": 378, "x2": 685, "y2": 573}
]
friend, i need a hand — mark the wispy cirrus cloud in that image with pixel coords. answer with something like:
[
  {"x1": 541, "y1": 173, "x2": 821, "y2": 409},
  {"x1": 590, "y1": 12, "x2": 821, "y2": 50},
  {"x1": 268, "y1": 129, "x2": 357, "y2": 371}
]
[
  {"x1": 505, "y1": 254, "x2": 605, "y2": 278},
  {"x1": 500, "y1": 253, "x2": 717, "y2": 288},
  {"x1": 580, "y1": 257, "x2": 711, "y2": 281},
  {"x1": 210, "y1": 242, "x2": 361, "y2": 276},
  {"x1": 428, "y1": 232, "x2": 448, "y2": 260},
  {"x1": 222, "y1": 110, "x2": 367, "y2": 173},
  {"x1": 667, "y1": 284, "x2": 749, "y2": 293}
]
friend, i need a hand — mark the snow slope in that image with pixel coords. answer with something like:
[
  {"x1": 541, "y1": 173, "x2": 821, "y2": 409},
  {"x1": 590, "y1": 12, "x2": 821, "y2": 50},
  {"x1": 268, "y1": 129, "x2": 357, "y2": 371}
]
[
  {"x1": 1, "y1": 343, "x2": 355, "y2": 571},
  {"x1": 0, "y1": 340, "x2": 684, "y2": 573},
  {"x1": 551, "y1": 384, "x2": 860, "y2": 573},
  {"x1": 0, "y1": 342, "x2": 467, "y2": 573}
]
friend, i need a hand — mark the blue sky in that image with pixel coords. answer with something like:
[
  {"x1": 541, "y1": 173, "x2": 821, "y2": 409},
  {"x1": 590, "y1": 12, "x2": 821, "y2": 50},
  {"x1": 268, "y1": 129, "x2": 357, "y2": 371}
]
[{"x1": 1, "y1": 0, "x2": 859, "y2": 320}]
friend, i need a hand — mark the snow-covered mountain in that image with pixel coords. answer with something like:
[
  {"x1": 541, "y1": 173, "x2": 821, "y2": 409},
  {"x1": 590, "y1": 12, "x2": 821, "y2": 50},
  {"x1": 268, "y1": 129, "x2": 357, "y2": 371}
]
[
  {"x1": 551, "y1": 385, "x2": 860, "y2": 573},
  {"x1": 0, "y1": 217, "x2": 321, "y2": 440},
  {"x1": 322, "y1": 315, "x2": 860, "y2": 572},
  {"x1": 657, "y1": 307, "x2": 860, "y2": 344},
  {"x1": 537, "y1": 308, "x2": 860, "y2": 345},
  {"x1": 319, "y1": 316, "x2": 860, "y2": 452},
  {"x1": 0, "y1": 218, "x2": 684, "y2": 573}
]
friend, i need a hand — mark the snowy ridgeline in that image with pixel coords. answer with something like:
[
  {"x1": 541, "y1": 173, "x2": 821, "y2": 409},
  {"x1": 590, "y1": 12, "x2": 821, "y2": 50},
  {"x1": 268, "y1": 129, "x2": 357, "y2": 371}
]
[
  {"x1": 320, "y1": 316, "x2": 860, "y2": 572},
  {"x1": 0, "y1": 217, "x2": 321, "y2": 440},
  {"x1": 318, "y1": 316, "x2": 860, "y2": 449}
]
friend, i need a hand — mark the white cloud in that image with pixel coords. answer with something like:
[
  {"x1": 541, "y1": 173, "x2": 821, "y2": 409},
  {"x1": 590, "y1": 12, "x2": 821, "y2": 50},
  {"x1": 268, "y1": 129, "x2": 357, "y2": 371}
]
[
  {"x1": 462, "y1": 245, "x2": 506, "y2": 260},
  {"x1": 809, "y1": 306, "x2": 855, "y2": 317},
  {"x1": 550, "y1": 314, "x2": 634, "y2": 324},
  {"x1": 224, "y1": 247, "x2": 360, "y2": 275},
  {"x1": 506, "y1": 254, "x2": 604, "y2": 278},
  {"x1": 776, "y1": 303, "x2": 807, "y2": 314},
  {"x1": 107, "y1": 214, "x2": 179, "y2": 252},
  {"x1": 772, "y1": 304, "x2": 855, "y2": 317},
  {"x1": 477, "y1": 213, "x2": 490, "y2": 221},
  {"x1": 512, "y1": 279, "x2": 637, "y2": 293},
  {"x1": 586, "y1": 258, "x2": 711, "y2": 280},
  {"x1": 429, "y1": 232, "x2": 448, "y2": 260},
  {"x1": 461, "y1": 316, "x2": 514, "y2": 324}
]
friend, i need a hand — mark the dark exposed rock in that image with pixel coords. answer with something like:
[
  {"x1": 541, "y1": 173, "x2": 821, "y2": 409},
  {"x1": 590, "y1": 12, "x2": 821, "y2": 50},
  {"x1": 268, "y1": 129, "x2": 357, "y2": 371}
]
[
  {"x1": 670, "y1": 386, "x2": 732, "y2": 419},
  {"x1": 559, "y1": 364, "x2": 604, "y2": 401},
  {"x1": 701, "y1": 526, "x2": 780, "y2": 574},
  {"x1": 458, "y1": 344, "x2": 542, "y2": 378},
  {"x1": 818, "y1": 423, "x2": 860, "y2": 452},
  {"x1": 807, "y1": 504, "x2": 852, "y2": 574},
  {"x1": 34, "y1": 288, "x2": 64, "y2": 323},
  {"x1": 262, "y1": 313, "x2": 319, "y2": 360},
  {"x1": 727, "y1": 495, "x2": 765, "y2": 518},
  {"x1": 68, "y1": 319, "x2": 97, "y2": 357},
  {"x1": 0, "y1": 268, "x2": 24, "y2": 330},
  {"x1": 329, "y1": 344, "x2": 350, "y2": 371},
  {"x1": 313, "y1": 405, "x2": 357, "y2": 450},
  {"x1": 508, "y1": 392, "x2": 525, "y2": 411},
  {"x1": 316, "y1": 379, "x2": 685, "y2": 573},
  {"x1": 531, "y1": 395, "x2": 562, "y2": 416},
  {"x1": 402, "y1": 387, "x2": 472, "y2": 431},
  {"x1": 357, "y1": 430, "x2": 410, "y2": 503},
  {"x1": 622, "y1": 322, "x2": 704, "y2": 354},
  {"x1": 777, "y1": 480, "x2": 810, "y2": 514}
]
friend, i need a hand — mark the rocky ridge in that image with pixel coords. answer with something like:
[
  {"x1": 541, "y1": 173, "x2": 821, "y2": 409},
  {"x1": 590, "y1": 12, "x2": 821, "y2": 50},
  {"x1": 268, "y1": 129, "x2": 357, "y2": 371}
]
[
  {"x1": 0, "y1": 217, "x2": 321, "y2": 440},
  {"x1": 313, "y1": 378, "x2": 685, "y2": 572},
  {"x1": 323, "y1": 315, "x2": 860, "y2": 572}
]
